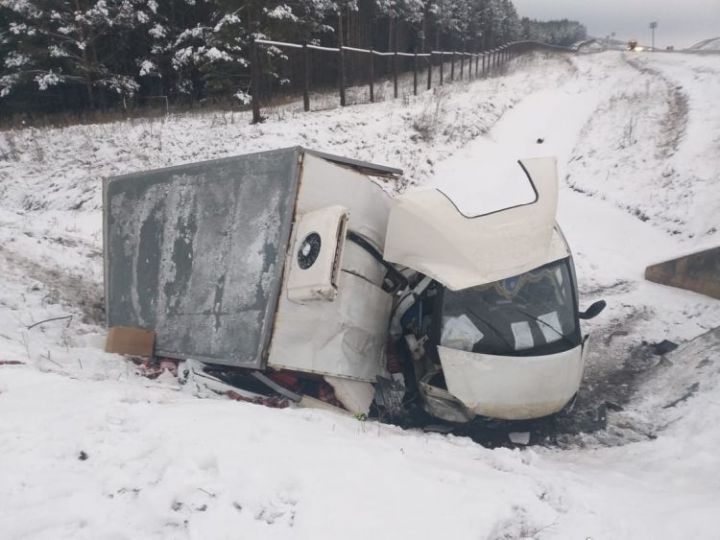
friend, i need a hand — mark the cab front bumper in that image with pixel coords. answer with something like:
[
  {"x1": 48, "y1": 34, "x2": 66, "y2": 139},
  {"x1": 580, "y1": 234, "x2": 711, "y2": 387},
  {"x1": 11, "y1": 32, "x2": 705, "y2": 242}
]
[{"x1": 424, "y1": 342, "x2": 587, "y2": 421}]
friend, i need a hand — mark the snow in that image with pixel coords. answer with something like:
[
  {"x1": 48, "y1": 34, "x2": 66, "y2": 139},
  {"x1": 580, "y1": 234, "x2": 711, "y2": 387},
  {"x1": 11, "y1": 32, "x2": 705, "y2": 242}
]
[
  {"x1": 139, "y1": 59, "x2": 157, "y2": 76},
  {"x1": 688, "y1": 37, "x2": 720, "y2": 51},
  {"x1": 1, "y1": 51, "x2": 720, "y2": 539}
]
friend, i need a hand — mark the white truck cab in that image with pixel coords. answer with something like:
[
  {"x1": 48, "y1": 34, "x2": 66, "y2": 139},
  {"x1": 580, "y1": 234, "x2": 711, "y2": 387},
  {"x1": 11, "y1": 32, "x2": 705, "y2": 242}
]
[{"x1": 382, "y1": 157, "x2": 604, "y2": 421}]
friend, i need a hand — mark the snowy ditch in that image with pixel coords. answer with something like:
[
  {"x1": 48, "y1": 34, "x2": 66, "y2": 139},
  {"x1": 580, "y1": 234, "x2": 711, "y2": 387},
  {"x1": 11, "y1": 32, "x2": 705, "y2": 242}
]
[{"x1": 1, "y1": 51, "x2": 719, "y2": 538}]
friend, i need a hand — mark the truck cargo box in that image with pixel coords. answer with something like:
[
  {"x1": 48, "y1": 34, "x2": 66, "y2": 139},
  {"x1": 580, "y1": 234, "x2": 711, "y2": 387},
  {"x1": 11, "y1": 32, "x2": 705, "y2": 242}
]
[{"x1": 103, "y1": 147, "x2": 400, "y2": 376}]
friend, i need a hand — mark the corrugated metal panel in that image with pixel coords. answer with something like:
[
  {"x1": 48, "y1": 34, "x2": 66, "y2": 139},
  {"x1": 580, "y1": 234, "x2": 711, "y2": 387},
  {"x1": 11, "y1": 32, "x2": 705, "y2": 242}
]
[{"x1": 103, "y1": 148, "x2": 300, "y2": 368}]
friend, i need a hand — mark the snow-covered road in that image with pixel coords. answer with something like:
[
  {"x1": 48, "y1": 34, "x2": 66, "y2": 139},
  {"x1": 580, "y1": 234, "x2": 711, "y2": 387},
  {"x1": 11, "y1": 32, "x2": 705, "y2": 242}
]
[{"x1": 1, "y1": 51, "x2": 719, "y2": 539}]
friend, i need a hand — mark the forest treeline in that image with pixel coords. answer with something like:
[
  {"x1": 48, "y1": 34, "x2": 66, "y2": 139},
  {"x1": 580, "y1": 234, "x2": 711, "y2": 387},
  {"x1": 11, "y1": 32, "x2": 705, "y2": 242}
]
[{"x1": 0, "y1": 0, "x2": 586, "y2": 117}]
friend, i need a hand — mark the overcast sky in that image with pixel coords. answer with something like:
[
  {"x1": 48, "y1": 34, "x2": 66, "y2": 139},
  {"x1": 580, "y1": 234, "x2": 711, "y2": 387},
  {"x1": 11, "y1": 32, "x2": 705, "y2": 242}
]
[{"x1": 513, "y1": 0, "x2": 720, "y2": 49}]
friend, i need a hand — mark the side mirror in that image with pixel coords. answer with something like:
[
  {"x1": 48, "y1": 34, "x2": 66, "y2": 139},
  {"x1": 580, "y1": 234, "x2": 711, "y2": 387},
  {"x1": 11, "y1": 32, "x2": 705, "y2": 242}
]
[{"x1": 579, "y1": 300, "x2": 606, "y2": 320}]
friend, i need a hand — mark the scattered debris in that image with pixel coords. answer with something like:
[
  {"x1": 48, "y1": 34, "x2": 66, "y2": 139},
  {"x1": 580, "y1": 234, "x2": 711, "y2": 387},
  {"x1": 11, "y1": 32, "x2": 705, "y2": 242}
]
[
  {"x1": 605, "y1": 401, "x2": 624, "y2": 412},
  {"x1": 663, "y1": 382, "x2": 700, "y2": 409},
  {"x1": 651, "y1": 340, "x2": 679, "y2": 356},
  {"x1": 27, "y1": 315, "x2": 72, "y2": 330},
  {"x1": 105, "y1": 326, "x2": 155, "y2": 357},
  {"x1": 78, "y1": 451, "x2": 89, "y2": 461}
]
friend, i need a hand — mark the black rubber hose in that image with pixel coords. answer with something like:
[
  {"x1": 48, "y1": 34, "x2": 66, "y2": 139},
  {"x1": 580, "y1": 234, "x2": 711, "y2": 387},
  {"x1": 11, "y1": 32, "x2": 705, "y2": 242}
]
[{"x1": 346, "y1": 231, "x2": 409, "y2": 293}]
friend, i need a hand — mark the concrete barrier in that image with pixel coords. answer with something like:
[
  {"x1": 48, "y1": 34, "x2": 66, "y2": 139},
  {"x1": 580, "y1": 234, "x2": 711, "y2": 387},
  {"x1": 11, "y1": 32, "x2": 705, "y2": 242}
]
[{"x1": 645, "y1": 247, "x2": 720, "y2": 300}]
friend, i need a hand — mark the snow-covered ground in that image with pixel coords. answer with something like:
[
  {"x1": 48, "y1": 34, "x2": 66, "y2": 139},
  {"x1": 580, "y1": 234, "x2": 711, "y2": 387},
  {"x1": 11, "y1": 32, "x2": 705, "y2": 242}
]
[{"x1": 1, "y1": 51, "x2": 719, "y2": 539}]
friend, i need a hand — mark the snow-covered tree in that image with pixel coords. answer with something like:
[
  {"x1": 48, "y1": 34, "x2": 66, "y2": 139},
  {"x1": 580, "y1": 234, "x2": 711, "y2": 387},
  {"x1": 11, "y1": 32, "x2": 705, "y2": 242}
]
[
  {"x1": 520, "y1": 17, "x2": 587, "y2": 47},
  {"x1": 0, "y1": 0, "x2": 156, "y2": 106},
  {"x1": 142, "y1": 1, "x2": 339, "y2": 102},
  {"x1": 0, "y1": 0, "x2": 529, "y2": 117}
]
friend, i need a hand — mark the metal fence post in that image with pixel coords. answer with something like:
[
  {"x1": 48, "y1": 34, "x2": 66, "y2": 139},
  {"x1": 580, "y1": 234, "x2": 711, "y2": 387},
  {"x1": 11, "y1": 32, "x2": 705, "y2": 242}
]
[
  {"x1": 339, "y1": 45, "x2": 346, "y2": 106},
  {"x1": 451, "y1": 50, "x2": 455, "y2": 81},
  {"x1": 302, "y1": 42, "x2": 310, "y2": 112},
  {"x1": 393, "y1": 48, "x2": 399, "y2": 98},
  {"x1": 369, "y1": 48, "x2": 375, "y2": 103},
  {"x1": 440, "y1": 53, "x2": 444, "y2": 85},
  {"x1": 413, "y1": 51, "x2": 418, "y2": 96},
  {"x1": 250, "y1": 39, "x2": 263, "y2": 124},
  {"x1": 427, "y1": 54, "x2": 432, "y2": 90},
  {"x1": 460, "y1": 47, "x2": 464, "y2": 80}
]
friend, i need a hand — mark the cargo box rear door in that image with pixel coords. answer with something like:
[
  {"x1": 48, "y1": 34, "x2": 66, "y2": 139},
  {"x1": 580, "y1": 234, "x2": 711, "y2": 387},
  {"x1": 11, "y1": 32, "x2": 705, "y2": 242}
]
[{"x1": 104, "y1": 148, "x2": 300, "y2": 368}]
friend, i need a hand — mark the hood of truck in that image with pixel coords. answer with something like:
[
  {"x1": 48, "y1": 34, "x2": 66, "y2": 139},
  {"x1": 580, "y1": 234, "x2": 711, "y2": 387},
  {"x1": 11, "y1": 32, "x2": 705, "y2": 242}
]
[{"x1": 383, "y1": 157, "x2": 569, "y2": 290}]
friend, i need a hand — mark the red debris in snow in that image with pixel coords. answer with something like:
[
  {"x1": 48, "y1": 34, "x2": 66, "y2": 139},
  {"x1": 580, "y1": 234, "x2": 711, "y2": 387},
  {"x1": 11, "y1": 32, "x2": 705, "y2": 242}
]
[
  {"x1": 158, "y1": 358, "x2": 179, "y2": 376},
  {"x1": 317, "y1": 381, "x2": 344, "y2": 408},
  {"x1": 0, "y1": 360, "x2": 24, "y2": 366},
  {"x1": 267, "y1": 370, "x2": 302, "y2": 392},
  {"x1": 135, "y1": 357, "x2": 179, "y2": 379}
]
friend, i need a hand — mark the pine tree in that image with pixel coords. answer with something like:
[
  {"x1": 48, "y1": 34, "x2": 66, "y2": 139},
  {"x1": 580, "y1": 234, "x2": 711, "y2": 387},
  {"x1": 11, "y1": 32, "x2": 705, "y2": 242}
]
[{"x1": 0, "y1": 0, "x2": 155, "y2": 108}]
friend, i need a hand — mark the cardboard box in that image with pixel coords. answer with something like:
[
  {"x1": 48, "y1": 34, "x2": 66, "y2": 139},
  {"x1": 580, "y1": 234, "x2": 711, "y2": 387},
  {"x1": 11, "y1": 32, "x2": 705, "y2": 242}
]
[{"x1": 105, "y1": 326, "x2": 155, "y2": 357}]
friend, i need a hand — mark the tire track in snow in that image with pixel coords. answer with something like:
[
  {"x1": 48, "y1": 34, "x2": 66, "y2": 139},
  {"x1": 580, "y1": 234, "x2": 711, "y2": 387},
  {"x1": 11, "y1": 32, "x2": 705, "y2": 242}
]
[
  {"x1": 623, "y1": 55, "x2": 689, "y2": 159},
  {"x1": 564, "y1": 54, "x2": 696, "y2": 237}
]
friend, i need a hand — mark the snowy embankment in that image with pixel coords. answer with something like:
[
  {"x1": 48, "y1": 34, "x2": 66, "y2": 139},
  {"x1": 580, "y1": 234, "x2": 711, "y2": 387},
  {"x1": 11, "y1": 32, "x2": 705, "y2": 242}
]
[{"x1": 1, "y1": 51, "x2": 719, "y2": 539}]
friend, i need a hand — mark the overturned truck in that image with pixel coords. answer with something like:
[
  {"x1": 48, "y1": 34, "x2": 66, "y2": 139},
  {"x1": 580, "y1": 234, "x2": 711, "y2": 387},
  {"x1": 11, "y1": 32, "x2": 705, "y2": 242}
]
[{"x1": 104, "y1": 147, "x2": 605, "y2": 423}]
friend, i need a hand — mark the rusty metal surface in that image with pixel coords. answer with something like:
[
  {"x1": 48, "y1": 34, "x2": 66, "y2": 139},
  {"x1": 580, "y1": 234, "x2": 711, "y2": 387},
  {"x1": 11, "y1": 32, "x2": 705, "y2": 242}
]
[
  {"x1": 645, "y1": 247, "x2": 720, "y2": 300},
  {"x1": 104, "y1": 148, "x2": 300, "y2": 368}
]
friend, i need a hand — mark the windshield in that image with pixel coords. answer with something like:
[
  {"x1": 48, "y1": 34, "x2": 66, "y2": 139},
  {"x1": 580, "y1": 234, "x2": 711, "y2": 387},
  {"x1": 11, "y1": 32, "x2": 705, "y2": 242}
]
[{"x1": 439, "y1": 258, "x2": 579, "y2": 356}]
